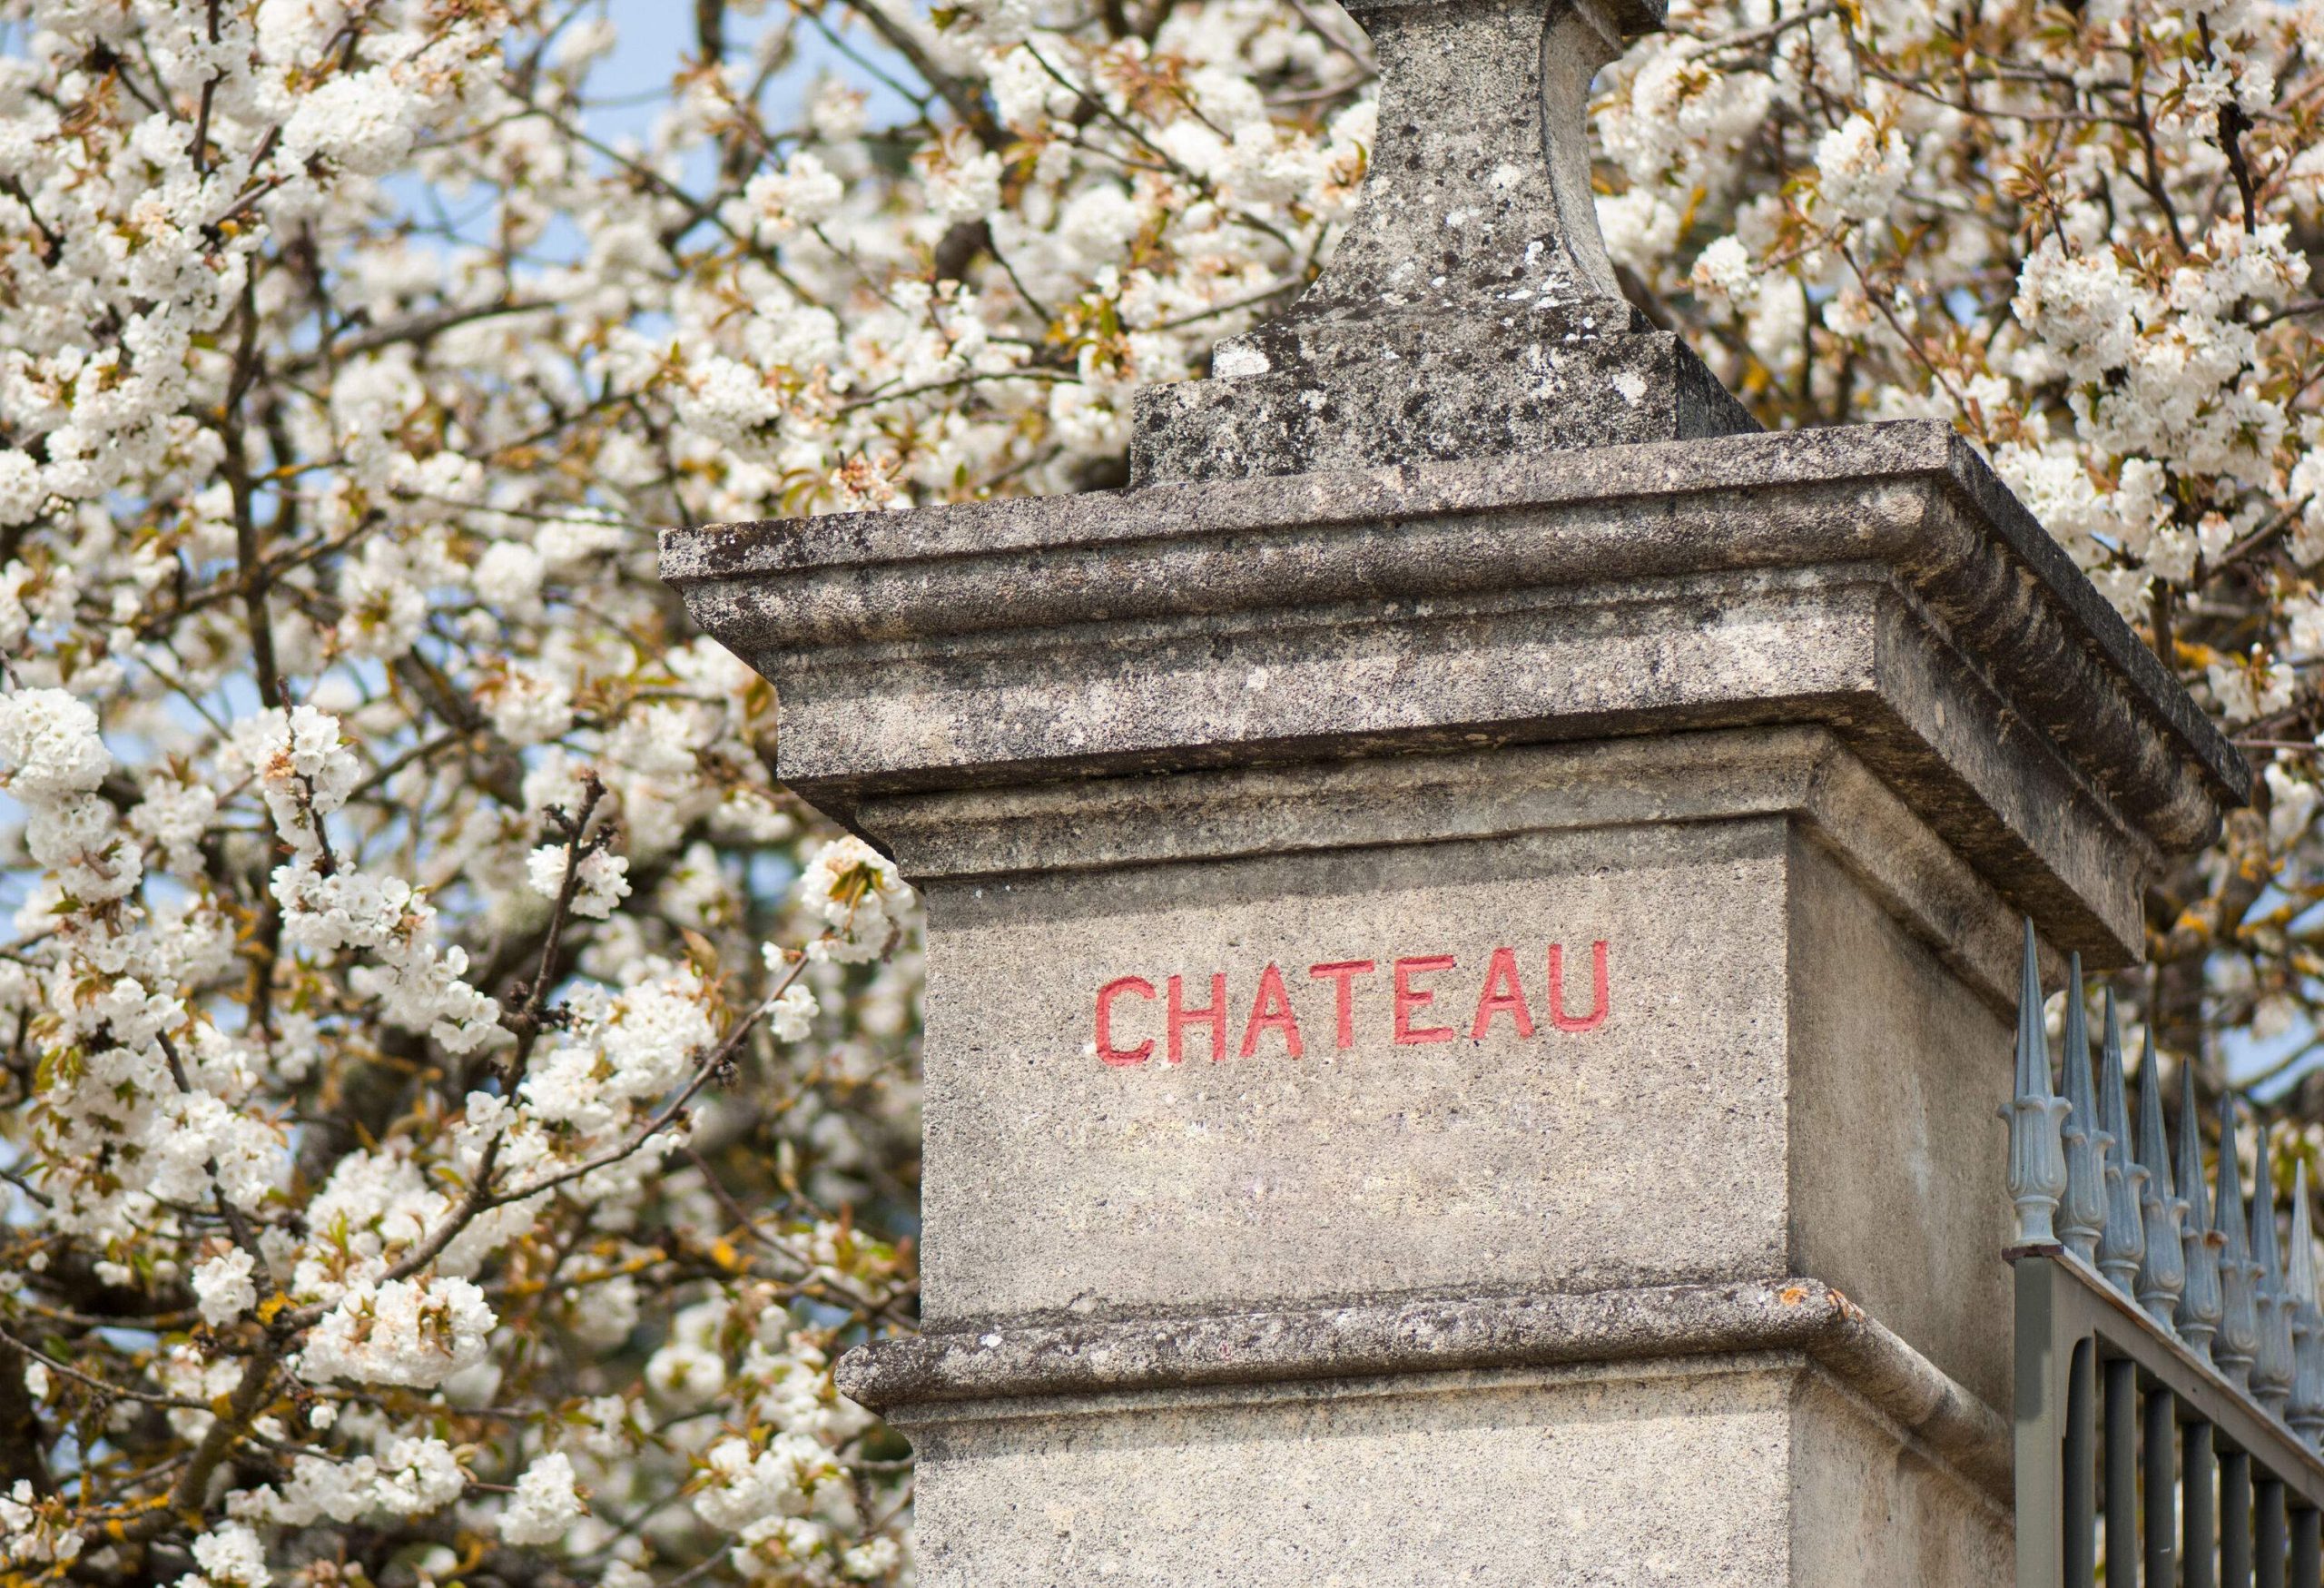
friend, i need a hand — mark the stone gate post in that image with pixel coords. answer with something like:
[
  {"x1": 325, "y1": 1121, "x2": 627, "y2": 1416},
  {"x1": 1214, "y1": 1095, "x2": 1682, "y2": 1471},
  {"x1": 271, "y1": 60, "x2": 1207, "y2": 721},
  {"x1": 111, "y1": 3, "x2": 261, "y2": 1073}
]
[{"x1": 662, "y1": 1, "x2": 2249, "y2": 1581}]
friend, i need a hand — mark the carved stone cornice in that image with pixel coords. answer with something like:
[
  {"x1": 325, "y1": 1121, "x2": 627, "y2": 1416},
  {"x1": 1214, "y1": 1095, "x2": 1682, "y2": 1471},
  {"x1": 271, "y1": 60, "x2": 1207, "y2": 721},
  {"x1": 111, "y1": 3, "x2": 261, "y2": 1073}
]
[{"x1": 663, "y1": 419, "x2": 2247, "y2": 960}]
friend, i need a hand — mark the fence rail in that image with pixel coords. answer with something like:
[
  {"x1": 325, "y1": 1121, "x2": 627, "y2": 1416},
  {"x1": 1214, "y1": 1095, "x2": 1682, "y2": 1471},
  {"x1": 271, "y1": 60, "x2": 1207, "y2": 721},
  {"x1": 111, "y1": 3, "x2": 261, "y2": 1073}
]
[
  {"x1": 2016, "y1": 1254, "x2": 2324, "y2": 1587},
  {"x1": 2011, "y1": 922, "x2": 2324, "y2": 1587}
]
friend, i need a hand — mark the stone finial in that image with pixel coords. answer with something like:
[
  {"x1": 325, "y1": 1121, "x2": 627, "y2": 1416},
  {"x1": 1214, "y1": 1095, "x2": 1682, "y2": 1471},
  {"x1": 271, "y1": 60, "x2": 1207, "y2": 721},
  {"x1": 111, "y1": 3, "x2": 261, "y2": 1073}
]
[
  {"x1": 2132, "y1": 1032, "x2": 2187, "y2": 1330},
  {"x1": 2056, "y1": 956, "x2": 2110, "y2": 1266},
  {"x1": 2216, "y1": 1094, "x2": 2262, "y2": 1388},
  {"x1": 2096, "y1": 991, "x2": 2148, "y2": 1296},
  {"x1": 2287, "y1": 1160, "x2": 2324, "y2": 1447},
  {"x1": 2178, "y1": 1060, "x2": 2226, "y2": 1363},
  {"x1": 1267, "y1": 0, "x2": 1651, "y2": 331},
  {"x1": 2252, "y1": 1136, "x2": 2295, "y2": 1415},
  {"x1": 2007, "y1": 921, "x2": 2069, "y2": 1248},
  {"x1": 1129, "y1": 0, "x2": 1757, "y2": 485}
]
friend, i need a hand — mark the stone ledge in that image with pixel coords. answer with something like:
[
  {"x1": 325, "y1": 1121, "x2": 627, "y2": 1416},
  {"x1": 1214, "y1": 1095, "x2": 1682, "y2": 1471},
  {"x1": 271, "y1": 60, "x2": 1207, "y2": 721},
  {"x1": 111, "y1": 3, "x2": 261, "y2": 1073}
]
[
  {"x1": 836, "y1": 1276, "x2": 2011, "y2": 1501},
  {"x1": 662, "y1": 420, "x2": 2244, "y2": 857}
]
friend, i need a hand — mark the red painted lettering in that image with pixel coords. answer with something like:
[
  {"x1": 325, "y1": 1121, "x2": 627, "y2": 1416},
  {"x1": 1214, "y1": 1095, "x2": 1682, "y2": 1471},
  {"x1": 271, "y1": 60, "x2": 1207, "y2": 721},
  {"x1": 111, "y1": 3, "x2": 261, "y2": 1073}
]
[
  {"x1": 1239, "y1": 962, "x2": 1304, "y2": 1059},
  {"x1": 1393, "y1": 955, "x2": 1457, "y2": 1045},
  {"x1": 1103, "y1": 942, "x2": 1604, "y2": 1068},
  {"x1": 1168, "y1": 972, "x2": 1228, "y2": 1063},
  {"x1": 1469, "y1": 945, "x2": 1535, "y2": 1040},
  {"x1": 1306, "y1": 960, "x2": 1376, "y2": 1050},
  {"x1": 1095, "y1": 975, "x2": 1156, "y2": 1066},
  {"x1": 1548, "y1": 941, "x2": 1610, "y2": 1032}
]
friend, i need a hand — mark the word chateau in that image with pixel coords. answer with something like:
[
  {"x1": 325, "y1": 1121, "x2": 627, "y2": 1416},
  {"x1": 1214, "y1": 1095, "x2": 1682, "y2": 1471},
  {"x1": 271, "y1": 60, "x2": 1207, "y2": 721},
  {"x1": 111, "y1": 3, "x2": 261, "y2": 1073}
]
[{"x1": 1090, "y1": 942, "x2": 1613, "y2": 1067}]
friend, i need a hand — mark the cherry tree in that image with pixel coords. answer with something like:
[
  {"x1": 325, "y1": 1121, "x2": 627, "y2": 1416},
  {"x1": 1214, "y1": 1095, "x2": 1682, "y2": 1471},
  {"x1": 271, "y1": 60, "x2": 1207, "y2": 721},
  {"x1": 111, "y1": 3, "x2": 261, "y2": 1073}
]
[
  {"x1": 1589, "y1": 0, "x2": 2324, "y2": 1073},
  {"x1": 0, "y1": 0, "x2": 2318, "y2": 1583}
]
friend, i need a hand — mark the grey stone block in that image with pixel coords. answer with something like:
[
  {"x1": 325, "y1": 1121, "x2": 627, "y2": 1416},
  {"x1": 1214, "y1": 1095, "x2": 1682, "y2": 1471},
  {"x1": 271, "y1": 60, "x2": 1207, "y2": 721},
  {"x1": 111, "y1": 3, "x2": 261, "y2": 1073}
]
[
  {"x1": 1123, "y1": 0, "x2": 1753, "y2": 484},
  {"x1": 661, "y1": 418, "x2": 2235, "y2": 1585},
  {"x1": 843, "y1": 735, "x2": 2008, "y2": 1414}
]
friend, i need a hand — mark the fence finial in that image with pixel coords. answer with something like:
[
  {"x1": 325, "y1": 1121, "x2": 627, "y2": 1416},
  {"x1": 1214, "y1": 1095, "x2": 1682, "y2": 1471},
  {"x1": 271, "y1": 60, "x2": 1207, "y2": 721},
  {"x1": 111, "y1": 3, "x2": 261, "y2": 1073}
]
[
  {"x1": 2252, "y1": 1129, "x2": 2295, "y2": 1415},
  {"x1": 2007, "y1": 920, "x2": 2069, "y2": 1248},
  {"x1": 2287, "y1": 1159, "x2": 2324, "y2": 1447},
  {"x1": 2057, "y1": 954, "x2": 2110, "y2": 1264},
  {"x1": 2096, "y1": 991, "x2": 2148, "y2": 1295},
  {"x1": 2133, "y1": 1031, "x2": 2186, "y2": 1330},
  {"x1": 2217, "y1": 1093, "x2": 2262, "y2": 1388},
  {"x1": 2178, "y1": 1060, "x2": 2225, "y2": 1363}
]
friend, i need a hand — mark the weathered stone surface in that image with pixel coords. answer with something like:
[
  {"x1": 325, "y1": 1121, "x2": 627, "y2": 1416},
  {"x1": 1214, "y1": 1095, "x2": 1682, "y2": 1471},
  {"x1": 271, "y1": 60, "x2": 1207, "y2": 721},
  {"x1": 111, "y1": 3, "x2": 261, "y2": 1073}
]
[
  {"x1": 665, "y1": 414, "x2": 2239, "y2": 1585},
  {"x1": 921, "y1": 807, "x2": 1791, "y2": 1317},
  {"x1": 1124, "y1": 0, "x2": 1765, "y2": 483},
  {"x1": 1787, "y1": 830, "x2": 2010, "y2": 1406},
  {"x1": 664, "y1": 420, "x2": 2246, "y2": 962},
  {"x1": 840, "y1": 731, "x2": 2010, "y2": 1415},
  {"x1": 1288, "y1": 0, "x2": 1657, "y2": 325},
  {"x1": 892, "y1": 1356, "x2": 2009, "y2": 1588},
  {"x1": 1131, "y1": 312, "x2": 1756, "y2": 484},
  {"x1": 1790, "y1": 1369, "x2": 2014, "y2": 1588}
]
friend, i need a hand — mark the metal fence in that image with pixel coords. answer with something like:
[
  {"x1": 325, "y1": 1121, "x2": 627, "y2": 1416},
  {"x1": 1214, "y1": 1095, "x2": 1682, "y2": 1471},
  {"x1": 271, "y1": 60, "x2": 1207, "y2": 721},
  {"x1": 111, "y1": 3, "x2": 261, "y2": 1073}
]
[{"x1": 2011, "y1": 922, "x2": 2324, "y2": 1586}]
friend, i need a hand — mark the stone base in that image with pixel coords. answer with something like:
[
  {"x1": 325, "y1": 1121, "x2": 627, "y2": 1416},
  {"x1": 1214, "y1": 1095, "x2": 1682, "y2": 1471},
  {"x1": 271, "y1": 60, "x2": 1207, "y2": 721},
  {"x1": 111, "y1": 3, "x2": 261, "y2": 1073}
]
[
  {"x1": 887, "y1": 1348, "x2": 2008, "y2": 1587},
  {"x1": 1129, "y1": 319, "x2": 1756, "y2": 485}
]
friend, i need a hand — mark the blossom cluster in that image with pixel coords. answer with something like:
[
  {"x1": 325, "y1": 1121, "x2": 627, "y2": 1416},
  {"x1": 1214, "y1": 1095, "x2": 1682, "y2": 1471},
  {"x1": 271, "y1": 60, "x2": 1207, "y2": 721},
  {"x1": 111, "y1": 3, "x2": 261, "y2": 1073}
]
[
  {"x1": 1599, "y1": 0, "x2": 2324, "y2": 1066},
  {"x1": 0, "y1": 3, "x2": 945, "y2": 1578}
]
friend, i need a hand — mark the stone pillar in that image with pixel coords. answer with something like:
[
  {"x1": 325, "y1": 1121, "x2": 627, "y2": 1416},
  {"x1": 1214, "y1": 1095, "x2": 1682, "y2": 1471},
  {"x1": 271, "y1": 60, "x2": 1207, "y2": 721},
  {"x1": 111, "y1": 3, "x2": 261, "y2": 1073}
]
[{"x1": 662, "y1": 3, "x2": 2248, "y2": 1583}]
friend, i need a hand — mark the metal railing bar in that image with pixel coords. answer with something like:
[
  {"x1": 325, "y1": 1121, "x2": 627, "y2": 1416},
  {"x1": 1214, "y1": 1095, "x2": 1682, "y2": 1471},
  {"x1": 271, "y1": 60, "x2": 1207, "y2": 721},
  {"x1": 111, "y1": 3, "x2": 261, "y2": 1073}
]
[
  {"x1": 2014, "y1": 928, "x2": 2324, "y2": 1588},
  {"x1": 2261, "y1": 1479, "x2": 2289, "y2": 1588},
  {"x1": 2033, "y1": 1258, "x2": 2324, "y2": 1507},
  {"x1": 2228, "y1": 1448, "x2": 2256, "y2": 1588},
  {"x1": 2018, "y1": 1257, "x2": 2324, "y2": 1588},
  {"x1": 2022, "y1": 1259, "x2": 2069, "y2": 1588},
  {"x1": 2110, "y1": 1356, "x2": 2142, "y2": 1588},
  {"x1": 2070, "y1": 1336, "x2": 2098, "y2": 1588},
  {"x1": 2151, "y1": 1386, "x2": 2181, "y2": 1588},
  {"x1": 2193, "y1": 1420, "x2": 2221, "y2": 1588}
]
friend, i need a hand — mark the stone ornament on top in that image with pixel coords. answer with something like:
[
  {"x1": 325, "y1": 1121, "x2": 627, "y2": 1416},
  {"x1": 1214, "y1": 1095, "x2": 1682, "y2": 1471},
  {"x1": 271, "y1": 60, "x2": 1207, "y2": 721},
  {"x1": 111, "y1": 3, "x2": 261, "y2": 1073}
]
[{"x1": 1130, "y1": 0, "x2": 1755, "y2": 484}]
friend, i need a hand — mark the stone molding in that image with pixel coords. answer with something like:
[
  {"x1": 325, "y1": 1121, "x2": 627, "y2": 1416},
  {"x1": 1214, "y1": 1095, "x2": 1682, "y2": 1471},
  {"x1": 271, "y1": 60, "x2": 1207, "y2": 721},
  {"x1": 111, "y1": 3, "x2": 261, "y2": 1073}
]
[
  {"x1": 864, "y1": 726, "x2": 2034, "y2": 1006},
  {"x1": 836, "y1": 1277, "x2": 2013, "y2": 1502},
  {"x1": 663, "y1": 421, "x2": 2245, "y2": 959},
  {"x1": 661, "y1": 424, "x2": 2236, "y2": 827}
]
